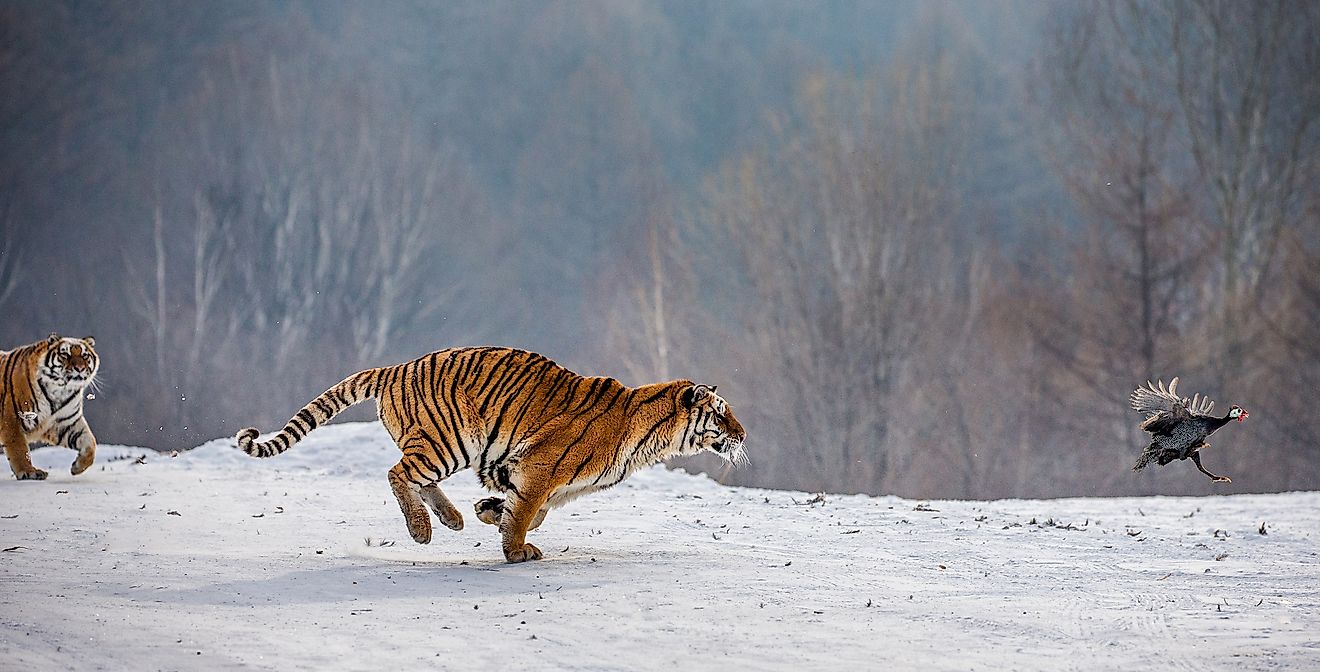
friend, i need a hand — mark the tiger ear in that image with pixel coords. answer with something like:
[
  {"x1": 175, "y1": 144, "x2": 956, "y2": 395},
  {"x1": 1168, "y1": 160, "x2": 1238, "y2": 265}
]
[
  {"x1": 83, "y1": 336, "x2": 95, "y2": 348},
  {"x1": 47, "y1": 333, "x2": 59, "y2": 345},
  {"x1": 680, "y1": 385, "x2": 697, "y2": 409},
  {"x1": 680, "y1": 384, "x2": 713, "y2": 409}
]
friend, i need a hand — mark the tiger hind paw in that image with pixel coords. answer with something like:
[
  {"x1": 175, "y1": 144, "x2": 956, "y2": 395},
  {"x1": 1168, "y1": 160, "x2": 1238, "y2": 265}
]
[{"x1": 474, "y1": 497, "x2": 505, "y2": 526}]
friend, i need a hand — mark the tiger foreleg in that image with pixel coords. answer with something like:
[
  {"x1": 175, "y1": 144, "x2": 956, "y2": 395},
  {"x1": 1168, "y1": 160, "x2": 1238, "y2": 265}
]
[
  {"x1": 500, "y1": 490, "x2": 551, "y2": 563},
  {"x1": 64, "y1": 418, "x2": 97, "y2": 476},
  {"x1": 2, "y1": 430, "x2": 46, "y2": 481}
]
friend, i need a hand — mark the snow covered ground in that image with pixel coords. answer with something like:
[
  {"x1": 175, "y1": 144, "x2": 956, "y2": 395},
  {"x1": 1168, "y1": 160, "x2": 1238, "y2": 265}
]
[{"x1": 3, "y1": 422, "x2": 1319, "y2": 671}]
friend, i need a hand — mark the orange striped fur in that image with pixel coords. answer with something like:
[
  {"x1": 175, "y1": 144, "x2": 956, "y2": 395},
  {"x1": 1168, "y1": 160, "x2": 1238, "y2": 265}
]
[
  {"x1": 1, "y1": 334, "x2": 100, "y2": 480},
  {"x1": 238, "y1": 347, "x2": 746, "y2": 562}
]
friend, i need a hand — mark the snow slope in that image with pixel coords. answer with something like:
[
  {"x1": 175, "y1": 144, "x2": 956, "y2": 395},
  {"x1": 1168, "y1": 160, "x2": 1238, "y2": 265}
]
[{"x1": 3, "y1": 422, "x2": 1319, "y2": 671}]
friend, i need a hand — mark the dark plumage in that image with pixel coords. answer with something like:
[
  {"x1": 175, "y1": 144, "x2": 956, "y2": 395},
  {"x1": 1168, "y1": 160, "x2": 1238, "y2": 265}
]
[{"x1": 1130, "y1": 378, "x2": 1248, "y2": 483}]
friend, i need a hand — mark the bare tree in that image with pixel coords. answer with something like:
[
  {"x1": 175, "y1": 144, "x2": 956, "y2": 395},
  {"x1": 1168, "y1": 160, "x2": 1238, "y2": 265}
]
[
  {"x1": 1023, "y1": 1, "x2": 1319, "y2": 493},
  {"x1": 1028, "y1": 5, "x2": 1212, "y2": 492},
  {"x1": 512, "y1": 54, "x2": 674, "y2": 363},
  {"x1": 603, "y1": 218, "x2": 689, "y2": 385},
  {"x1": 1255, "y1": 203, "x2": 1320, "y2": 488},
  {"x1": 1150, "y1": 0, "x2": 1320, "y2": 382},
  {"x1": 688, "y1": 67, "x2": 971, "y2": 493},
  {"x1": 113, "y1": 26, "x2": 505, "y2": 445},
  {"x1": 600, "y1": 8, "x2": 1043, "y2": 497}
]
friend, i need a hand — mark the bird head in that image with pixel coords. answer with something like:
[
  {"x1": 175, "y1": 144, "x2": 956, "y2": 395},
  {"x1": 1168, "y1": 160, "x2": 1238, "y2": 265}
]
[{"x1": 1228, "y1": 405, "x2": 1248, "y2": 423}]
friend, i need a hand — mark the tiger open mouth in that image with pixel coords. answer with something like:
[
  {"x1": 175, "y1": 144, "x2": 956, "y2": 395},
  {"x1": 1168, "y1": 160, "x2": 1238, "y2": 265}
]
[{"x1": 711, "y1": 438, "x2": 748, "y2": 467}]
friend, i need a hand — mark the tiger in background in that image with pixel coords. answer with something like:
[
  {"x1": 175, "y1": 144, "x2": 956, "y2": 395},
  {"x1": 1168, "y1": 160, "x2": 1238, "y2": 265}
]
[
  {"x1": 1, "y1": 334, "x2": 100, "y2": 480},
  {"x1": 238, "y1": 346, "x2": 747, "y2": 562}
]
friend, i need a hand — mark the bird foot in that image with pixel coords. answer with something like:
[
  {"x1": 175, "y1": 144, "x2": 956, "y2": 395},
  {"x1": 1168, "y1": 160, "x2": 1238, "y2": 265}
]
[{"x1": 1212, "y1": 476, "x2": 1232, "y2": 484}]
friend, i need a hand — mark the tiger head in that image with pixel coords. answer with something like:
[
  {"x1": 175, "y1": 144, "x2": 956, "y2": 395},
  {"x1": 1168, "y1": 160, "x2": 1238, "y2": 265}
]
[
  {"x1": 40, "y1": 333, "x2": 99, "y2": 389},
  {"x1": 678, "y1": 383, "x2": 747, "y2": 466}
]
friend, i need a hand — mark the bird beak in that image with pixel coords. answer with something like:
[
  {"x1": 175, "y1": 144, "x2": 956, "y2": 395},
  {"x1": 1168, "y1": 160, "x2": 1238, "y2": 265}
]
[{"x1": 1239, "y1": 411, "x2": 1248, "y2": 422}]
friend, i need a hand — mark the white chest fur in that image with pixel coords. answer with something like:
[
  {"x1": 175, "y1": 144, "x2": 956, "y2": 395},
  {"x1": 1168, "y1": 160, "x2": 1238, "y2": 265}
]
[{"x1": 28, "y1": 380, "x2": 85, "y2": 437}]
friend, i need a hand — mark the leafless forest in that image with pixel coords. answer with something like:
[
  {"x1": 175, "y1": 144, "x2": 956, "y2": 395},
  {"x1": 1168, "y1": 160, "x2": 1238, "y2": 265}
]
[{"x1": 2, "y1": 1, "x2": 1316, "y2": 498}]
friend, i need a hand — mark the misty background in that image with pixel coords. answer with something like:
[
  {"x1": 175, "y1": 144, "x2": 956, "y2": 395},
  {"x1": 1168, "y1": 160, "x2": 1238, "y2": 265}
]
[{"x1": 2, "y1": 1, "x2": 1317, "y2": 499}]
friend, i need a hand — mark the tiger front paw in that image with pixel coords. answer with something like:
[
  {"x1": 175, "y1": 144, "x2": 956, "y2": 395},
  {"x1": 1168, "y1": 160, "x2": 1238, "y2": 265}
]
[
  {"x1": 71, "y1": 454, "x2": 95, "y2": 476},
  {"x1": 504, "y1": 543, "x2": 542, "y2": 563},
  {"x1": 15, "y1": 468, "x2": 48, "y2": 481}
]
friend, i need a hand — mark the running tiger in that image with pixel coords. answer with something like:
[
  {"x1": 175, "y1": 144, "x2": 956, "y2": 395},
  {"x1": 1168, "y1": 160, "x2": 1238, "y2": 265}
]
[
  {"x1": 237, "y1": 347, "x2": 747, "y2": 562},
  {"x1": 1, "y1": 333, "x2": 100, "y2": 480}
]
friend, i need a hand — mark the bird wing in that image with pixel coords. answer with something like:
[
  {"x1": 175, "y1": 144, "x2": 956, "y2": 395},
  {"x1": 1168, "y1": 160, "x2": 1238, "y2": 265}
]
[
  {"x1": 1185, "y1": 392, "x2": 1215, "y2": 418},
  {"x1": 1131, "y1": 377, "x2": 1220, "y2": 434},
  {"x1": 1130, "y1": 377, "x2": 1190, "y2": 419}
]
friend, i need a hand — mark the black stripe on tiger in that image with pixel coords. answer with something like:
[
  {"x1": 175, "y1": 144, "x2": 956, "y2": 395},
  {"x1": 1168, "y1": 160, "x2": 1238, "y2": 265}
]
[{"x1": 237, "y1": 368, "x2": 381, "y2": 458}]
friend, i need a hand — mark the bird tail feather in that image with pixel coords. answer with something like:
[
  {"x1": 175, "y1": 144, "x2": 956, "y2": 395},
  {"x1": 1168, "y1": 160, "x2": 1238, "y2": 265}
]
[{"x1": 1132, "y1": 446, "x2": 1155, "y2": 472}]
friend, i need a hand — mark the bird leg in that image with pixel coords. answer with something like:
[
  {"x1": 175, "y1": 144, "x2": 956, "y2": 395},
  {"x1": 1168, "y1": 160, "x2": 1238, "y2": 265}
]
[{"x1": 1191, "y1": 451, "x2": 1230, "y2": 483}]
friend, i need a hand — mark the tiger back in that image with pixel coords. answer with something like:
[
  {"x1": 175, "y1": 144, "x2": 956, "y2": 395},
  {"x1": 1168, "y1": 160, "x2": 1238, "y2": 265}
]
[
  {"x1": 1, "y1": 333, "x2": 100, "y2": 480},
  {"x1": 238, "y1": 346, "x2": 746, "y2": 562}
]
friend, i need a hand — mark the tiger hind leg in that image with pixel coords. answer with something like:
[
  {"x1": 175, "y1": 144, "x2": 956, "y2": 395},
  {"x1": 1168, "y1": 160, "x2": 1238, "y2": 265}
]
[
  {"x1": 420, "y1": 484, "x2": 464, "y2": 531},
  {"x1": 474, "y1": 497, "x2": 504, "y2": 526},
  {"x1": 388, "y1": 461, "x2": 434, "y2": 544},
  {"x1": 387, "y1": 428, "x2": 469, "y2": 543}
]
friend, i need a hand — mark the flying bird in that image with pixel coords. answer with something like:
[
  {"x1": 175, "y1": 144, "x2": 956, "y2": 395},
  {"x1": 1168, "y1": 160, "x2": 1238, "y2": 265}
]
[{"x1": 1129, "y1": 377, "x2": 1247, "y2": 483}]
